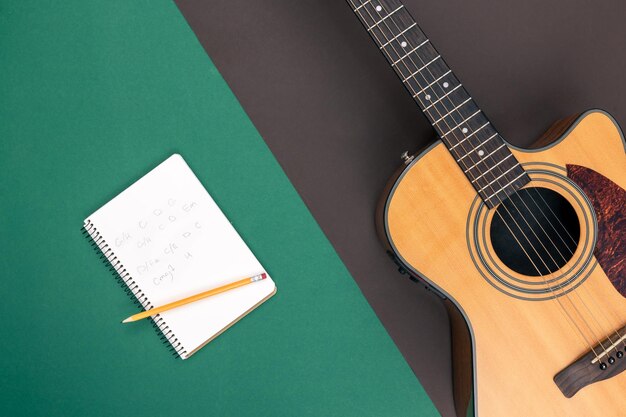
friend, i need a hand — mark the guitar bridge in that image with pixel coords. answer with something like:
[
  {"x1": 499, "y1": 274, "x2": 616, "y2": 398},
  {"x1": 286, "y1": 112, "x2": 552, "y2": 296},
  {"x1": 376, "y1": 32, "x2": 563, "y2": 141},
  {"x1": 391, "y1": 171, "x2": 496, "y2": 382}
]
[{"x1": 554, "y1": 324, "x2": 626, "y2": 397}]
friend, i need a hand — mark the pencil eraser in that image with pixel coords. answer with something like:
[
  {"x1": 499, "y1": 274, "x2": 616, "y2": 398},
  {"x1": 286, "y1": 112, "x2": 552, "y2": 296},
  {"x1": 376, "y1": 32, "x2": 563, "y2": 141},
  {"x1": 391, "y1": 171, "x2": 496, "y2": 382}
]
[{"x1": 261, "y1": 273, "x2": 267, "y2": 279}]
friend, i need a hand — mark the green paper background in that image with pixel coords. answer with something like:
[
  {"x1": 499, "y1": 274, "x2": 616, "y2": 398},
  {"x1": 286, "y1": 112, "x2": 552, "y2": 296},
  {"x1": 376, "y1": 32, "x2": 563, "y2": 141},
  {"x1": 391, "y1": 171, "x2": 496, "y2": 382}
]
[{"x1": 0, "y1": 1, "x2": 438, "y2": 416}]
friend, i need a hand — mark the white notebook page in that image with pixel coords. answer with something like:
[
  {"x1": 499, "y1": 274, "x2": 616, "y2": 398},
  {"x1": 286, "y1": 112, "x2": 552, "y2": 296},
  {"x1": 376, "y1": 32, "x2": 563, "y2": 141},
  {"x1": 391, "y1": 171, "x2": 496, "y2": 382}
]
[{"x1": 85, "y1": 154, "x2": 276, "y2": 359}]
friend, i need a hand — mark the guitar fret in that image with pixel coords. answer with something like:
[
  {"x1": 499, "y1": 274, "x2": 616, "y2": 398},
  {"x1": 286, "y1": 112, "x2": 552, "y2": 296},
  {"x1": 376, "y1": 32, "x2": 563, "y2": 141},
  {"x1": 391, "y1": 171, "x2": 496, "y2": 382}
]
[
  {"x1": 353, "y1": 0, "x2": 372, "y2": 12},
  {"x1": 392, "y1": 42, "x2": 431, "y2": 66},
  {"x1": 367, "y1": 5, "x2": 404, "y2": 31},
  {"x1": 450, "y1": 122, "x2": 491, "y2": 151},
  {"x1": 478, "y1": 163, "x2": 521, "y2": 192},
  {"x1": 401, "y1": 52, "x2": 438, "y2": 81},
  {"x1": 463, "y1": 140, "x2": 503, "y2": 170},
  {"x1": 484, "y1": 172, "x2": 528, "y2": 202},
  {"x1": 413, "y1": 70, "x2": 452, "y2": 97},
  {"x1": 443, "y1": 110, "x2": 481, "y2": 138},
  {"x1": 432, "y1": 97, "x2": 472, "y2": 124},
  {"x1": 470, "y1": 154, "x2": 514, "y2": 183},
  {"x1": 457, "y1": 133, "x2": 498, "y2": 162},
  {"x1": 380, "y1": 22, "x2": 417, "y2": 49},
  {"x1": 424, "y1": 83, "x2": 462, "y2": 110}
]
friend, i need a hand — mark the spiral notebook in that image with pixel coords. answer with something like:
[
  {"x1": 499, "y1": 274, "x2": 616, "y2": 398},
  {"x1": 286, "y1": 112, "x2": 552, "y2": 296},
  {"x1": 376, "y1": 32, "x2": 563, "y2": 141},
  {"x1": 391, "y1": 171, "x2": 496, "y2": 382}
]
[{"x1": 83, "y1": 154, "x2": 276, "y2": 359}]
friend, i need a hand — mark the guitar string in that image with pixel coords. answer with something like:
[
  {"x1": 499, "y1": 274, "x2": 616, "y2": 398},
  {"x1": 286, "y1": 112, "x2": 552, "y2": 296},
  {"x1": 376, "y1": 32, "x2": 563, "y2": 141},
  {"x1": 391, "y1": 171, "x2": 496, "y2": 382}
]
[
  {"x1": 357, "y1": 0, "x2": 625, "y2": 366},
  {"x1": 349, "y1": 0, "x2": 598, "y2": 353},
  {"x1": 507, "y1": 190, "x2": 613, "y2": 354},
  {"x1": 491, "y1": 166, "x2": 614, "y2": 353},
  {"x1": 363, "y1": 0, "x2": 621, "y2": 361},
  {"x1": 364, "y1": 0, "x2": 617, "y2": 360},
  {"x1": 354, "y1": 0, "x2": 602, "y2": 356},
  {"x1": 531, "y1": 190, "x2": 626, "y2": 349},
  {"x1": 524, "y1": 191, "x2": 625, "y2": 353},
  {"x1": 350, "y1": 0, "x2": 603, "y2": 359},
  {"x1": 352, "y1": 0, "x2": 598, "y2": 351}
]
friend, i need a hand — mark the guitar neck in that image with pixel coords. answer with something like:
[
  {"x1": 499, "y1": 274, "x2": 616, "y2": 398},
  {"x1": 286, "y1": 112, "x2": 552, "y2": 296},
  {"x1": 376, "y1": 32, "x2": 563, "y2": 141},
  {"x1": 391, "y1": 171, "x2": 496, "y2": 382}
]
[{"x1": 348, "y1": 0, "x2": 529, "y2": 207}]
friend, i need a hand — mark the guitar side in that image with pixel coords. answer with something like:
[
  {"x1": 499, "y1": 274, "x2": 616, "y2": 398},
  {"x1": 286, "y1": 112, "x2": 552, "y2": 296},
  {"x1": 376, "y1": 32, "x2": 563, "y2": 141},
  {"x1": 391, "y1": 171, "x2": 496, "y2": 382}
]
[{"x1": 378, "y1": 110, "x2": 626, "y2": 416}]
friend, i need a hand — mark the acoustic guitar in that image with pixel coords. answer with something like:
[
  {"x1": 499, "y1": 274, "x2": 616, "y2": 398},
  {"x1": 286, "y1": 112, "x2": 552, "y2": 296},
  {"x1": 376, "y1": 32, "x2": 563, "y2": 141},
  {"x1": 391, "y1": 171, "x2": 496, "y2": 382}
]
[{"x1": 347, "y1": 1, "x2": 626, "y2": 415}]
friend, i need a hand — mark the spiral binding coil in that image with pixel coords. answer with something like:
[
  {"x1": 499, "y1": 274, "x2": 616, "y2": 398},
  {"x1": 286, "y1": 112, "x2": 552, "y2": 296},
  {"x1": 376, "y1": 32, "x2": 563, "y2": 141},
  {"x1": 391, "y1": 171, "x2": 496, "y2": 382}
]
[{"x1": 82, "y1": 220, "x2": 187, "y2": 358}]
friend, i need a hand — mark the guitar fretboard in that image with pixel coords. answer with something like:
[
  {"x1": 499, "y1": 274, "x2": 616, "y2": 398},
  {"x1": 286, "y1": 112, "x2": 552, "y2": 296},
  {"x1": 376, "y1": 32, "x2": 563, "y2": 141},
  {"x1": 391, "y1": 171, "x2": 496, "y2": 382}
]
[{"x1": 349, "y1": 0, "x2": 530, "y2": 207}]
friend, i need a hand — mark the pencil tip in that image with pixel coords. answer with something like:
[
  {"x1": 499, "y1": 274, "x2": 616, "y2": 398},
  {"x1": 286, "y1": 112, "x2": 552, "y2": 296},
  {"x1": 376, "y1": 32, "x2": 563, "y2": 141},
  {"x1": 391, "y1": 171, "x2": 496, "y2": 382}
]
[{"x1": 122, "y1": 317, "x2": 133, "y2": 323}]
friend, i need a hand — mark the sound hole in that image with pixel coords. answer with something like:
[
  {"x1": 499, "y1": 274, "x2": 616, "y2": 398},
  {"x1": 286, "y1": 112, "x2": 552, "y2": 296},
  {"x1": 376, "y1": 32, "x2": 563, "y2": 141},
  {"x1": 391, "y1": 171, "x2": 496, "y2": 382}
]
[{"x1": 490, "y1": 187, "x2": 580, "y2": 276}]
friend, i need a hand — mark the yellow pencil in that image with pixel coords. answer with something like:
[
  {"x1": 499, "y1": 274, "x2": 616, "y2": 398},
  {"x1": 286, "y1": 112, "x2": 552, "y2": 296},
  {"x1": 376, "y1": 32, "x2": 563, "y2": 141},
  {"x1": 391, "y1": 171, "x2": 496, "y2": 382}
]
[{"x1": 122, "y1": 273, "x2": 267, "y2": 323}]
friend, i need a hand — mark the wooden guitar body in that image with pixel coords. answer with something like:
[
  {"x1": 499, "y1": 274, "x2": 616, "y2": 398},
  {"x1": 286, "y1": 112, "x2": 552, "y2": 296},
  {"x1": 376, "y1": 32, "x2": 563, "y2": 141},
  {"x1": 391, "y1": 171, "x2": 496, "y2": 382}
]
[{"x1": 379, "y1": 110, "x2": 626, "y2": 416}]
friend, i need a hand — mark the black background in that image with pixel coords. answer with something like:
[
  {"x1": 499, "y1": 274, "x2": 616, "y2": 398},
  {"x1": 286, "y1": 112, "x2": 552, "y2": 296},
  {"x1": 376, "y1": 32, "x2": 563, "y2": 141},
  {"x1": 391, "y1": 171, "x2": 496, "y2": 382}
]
[{"x1": 174, "y1": 1, "x2": 626, "y2": 415}]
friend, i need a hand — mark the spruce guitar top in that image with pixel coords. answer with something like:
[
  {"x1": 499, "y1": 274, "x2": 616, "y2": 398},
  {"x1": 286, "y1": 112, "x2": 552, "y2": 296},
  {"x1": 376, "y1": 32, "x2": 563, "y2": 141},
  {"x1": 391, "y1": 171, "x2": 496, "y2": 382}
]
[{"x1": 346, "y1": 0, "x2": 626, "y2": 415}]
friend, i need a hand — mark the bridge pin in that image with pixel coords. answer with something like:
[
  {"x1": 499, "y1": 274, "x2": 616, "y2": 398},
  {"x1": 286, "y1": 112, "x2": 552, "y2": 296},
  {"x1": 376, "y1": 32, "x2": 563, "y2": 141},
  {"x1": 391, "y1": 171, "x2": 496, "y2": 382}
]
[
  {"x1": 608, "y1": 356, "x2": 616, "y2": 365},
  {"x1": 599, "y1": 362, "x2": 608, "y2": 370},
  {"x1": 617, "y1": 351, "x2": 624, "y2": 358}
]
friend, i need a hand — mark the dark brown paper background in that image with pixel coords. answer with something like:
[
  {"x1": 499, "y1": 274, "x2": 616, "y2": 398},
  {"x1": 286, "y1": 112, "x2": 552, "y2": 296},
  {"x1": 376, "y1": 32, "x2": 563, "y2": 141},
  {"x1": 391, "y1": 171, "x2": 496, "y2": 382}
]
[{"x1": 173, "y1": 1, "x2": 626, "y2": 415}]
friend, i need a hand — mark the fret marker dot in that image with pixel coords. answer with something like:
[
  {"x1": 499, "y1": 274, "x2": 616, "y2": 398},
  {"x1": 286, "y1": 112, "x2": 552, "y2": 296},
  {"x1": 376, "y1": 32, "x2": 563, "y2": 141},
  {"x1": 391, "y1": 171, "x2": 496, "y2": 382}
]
[
  {"x1": 443, "y1": 82, "x2": 449, "y2": 88},
  {"x1": 425, "y1": 94, "x2": 431, "y2": 100},
  {"x1": 461, "y1": 127, "x2": 469, "y2": 134},
  {"x1": 401, "y1": 41, "x2": 408, "y2": 48},
  {"x1": 375, "y1": 5, "x2": 382, "y2": 11},
  {"x1": 478, "y1": 150, "x2": 485, "y2": 157}
]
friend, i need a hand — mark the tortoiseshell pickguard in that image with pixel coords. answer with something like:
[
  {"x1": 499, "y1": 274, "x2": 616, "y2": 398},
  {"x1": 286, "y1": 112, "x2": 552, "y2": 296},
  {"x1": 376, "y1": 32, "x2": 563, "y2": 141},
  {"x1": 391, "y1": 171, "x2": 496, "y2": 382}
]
[{"x1": 567, "y1": 164, "x2": 626, "y2": 297}]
